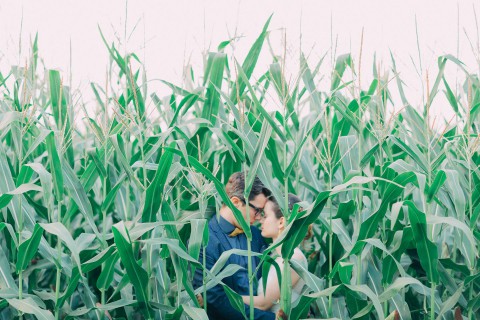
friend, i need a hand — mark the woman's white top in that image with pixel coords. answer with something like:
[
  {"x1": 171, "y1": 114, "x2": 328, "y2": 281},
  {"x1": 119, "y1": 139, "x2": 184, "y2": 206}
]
[{"x1": 257, "y1": 248, "x2": 308, "y2": 313}]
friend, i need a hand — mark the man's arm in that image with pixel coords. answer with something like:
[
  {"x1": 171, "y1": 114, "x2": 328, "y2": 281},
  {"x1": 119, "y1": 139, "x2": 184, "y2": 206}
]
[
  {"x1": 194, "y1": 239, "x2": 274, "y2": 320},
  {"x1": 208, "y1": 289, "x2": 276, "y2": 320}
]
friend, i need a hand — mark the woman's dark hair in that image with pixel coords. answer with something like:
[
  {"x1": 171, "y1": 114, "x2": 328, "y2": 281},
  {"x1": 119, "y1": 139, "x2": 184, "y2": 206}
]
[
  {"x1": 270, "y1": 193, "x2": 303, "y2": 219},
  {"x1": 269, "y1": 193, "x2": 313, "y2": 240}
]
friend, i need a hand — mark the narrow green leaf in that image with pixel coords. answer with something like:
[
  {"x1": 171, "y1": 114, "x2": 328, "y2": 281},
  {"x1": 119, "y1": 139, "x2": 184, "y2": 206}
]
[
  {"x1": 344, "y1": 284, "x2": 384, "y2": 320},
  {"x1": 40, "y1": 222, "x2": 81, "y2": 270},
  {"x1": 166, "y1": 147, "x2": 251, "y2": 238},
  {"x1": 406, "y1": 201, "x2": 439, "y2": 284},
  {"x1": 112, "y1": 222, "x2": 153, "y2": 318},
  {"x1": 230, "y1": 15, "x2": 272, "y2": 104},
  {"x1": 57, "y1": 267, "x2": 81, "y2": 309},
  {"x1": 223, "y1": 285, "x2": 247, "y2": 320},
  {"x1": 427, "y1": 170, "x2": 446, "y2": 202},
  {"x1": 8, "y1": 297, "x2": 55, "y2": 320},
  {"x1": 62, "y1": 162, "x2": 102, "y2": 241},
  {"x1": 202, "y1": 53, "x2": 226, "y2": 126},
  {"x1": 245, "y1": 120, "x2": 272, "y2": 198},
  {"x1": 331, "y1": 54, "x2": 352, "y2": 91},
  {"x1": 101, "y1": 177, "x2": 125, "y2": 213},
  {"x1": 142, "y1": 144, "x2": 174, "y2": 223},
  {"x1": 89, "y1": 149, "x2": 107, "y2": 179},
  {"x1": 235, "y1": 60, "x2": 286, "y2": 142},
  {"x1": 45, "y1": 132, "x2": 64, "y2": 201},
  {"x1": 97, "y1": 253, "x2": 118, "y2": 290},
  {"x1": 16, "y1": 224, "x2": 43, "y2": 272}
]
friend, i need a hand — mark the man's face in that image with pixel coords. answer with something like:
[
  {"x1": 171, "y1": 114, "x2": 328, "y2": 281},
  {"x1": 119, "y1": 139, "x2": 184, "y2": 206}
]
[{"x1": 246, "y1": 193, "x2": 268, "y2": 225}]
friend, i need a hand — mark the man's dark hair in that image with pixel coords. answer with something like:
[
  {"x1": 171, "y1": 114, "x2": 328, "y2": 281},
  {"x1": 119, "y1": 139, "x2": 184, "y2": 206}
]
[{"x1": 225, "y1": 172, "x2": 271, "y2": 202}]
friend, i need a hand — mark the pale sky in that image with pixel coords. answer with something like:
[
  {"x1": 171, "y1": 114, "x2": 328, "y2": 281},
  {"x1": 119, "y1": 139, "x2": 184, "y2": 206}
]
[{"x1": 0, "y1": 0, "x2": 478, "y2": 124}]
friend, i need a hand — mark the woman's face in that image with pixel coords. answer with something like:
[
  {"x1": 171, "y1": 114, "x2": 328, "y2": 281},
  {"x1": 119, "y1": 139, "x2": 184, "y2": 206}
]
[{"x1": 260, "y1": 200, "x2": 285, "y2": 239}]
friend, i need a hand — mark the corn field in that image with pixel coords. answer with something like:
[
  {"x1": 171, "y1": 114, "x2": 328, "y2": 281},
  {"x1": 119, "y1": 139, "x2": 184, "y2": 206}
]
[{"x1": 0, "y1": 17, "x2": 479, "y2": 320}]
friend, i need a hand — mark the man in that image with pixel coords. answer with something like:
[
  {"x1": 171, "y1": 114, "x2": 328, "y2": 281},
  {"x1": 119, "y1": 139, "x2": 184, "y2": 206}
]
[{"x1": 193, "y1": 172, "x2": 275, "y2": 320}]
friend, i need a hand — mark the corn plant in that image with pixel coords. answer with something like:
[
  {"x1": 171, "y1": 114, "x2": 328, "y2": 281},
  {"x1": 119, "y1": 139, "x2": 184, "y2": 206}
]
[{"x1": 0, "y1": 17, "x2": 478, "y2": 320}]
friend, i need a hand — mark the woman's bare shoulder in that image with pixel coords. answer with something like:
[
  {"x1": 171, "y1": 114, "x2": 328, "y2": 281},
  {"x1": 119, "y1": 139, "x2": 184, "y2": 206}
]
[{"x1": 292, "y1": 248, "x2": 307, "y2": 263}]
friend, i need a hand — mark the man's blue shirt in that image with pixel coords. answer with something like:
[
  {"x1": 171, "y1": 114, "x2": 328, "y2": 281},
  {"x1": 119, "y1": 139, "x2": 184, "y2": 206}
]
[{"x1": 193, "y1": 215, "x2": 275, "y2": 320}]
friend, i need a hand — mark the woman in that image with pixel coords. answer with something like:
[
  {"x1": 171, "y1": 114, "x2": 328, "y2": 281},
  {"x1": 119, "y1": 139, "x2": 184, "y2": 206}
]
[{"x1": 242, "y1": 194, "x2": 309, "y2": 314}]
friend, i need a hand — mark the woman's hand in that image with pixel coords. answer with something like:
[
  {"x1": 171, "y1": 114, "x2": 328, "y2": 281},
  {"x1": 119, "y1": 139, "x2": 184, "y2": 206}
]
[
  {"x1": 196, "y1": 294, "x2": 204, "y2": 308},
  {"x1": 276, "y1": 309, "x2": 287, "y2": 320}
]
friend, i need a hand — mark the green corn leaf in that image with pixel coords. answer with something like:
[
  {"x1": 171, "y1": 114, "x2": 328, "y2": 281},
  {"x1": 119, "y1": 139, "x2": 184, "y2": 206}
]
[
  {"x1": 442, "y1": 77, "x2": 460, "y2": 116},
  {"x1": 280, "y1": 259, "x2": 292, "y2": 315},
  {"x1": 142, "y1": 144, "x2": 174, "y2": 223},
  {"x1": 96, "y1": 252, "x2": 118, "y2": 290},
  {"x1": 62, "y1": 161, "x2": 102, "y2": 241},
  {"x1": 188, "y1": 219, "x2": 207, "y2": 261},
  {"x1": 269, "y1": 62, "x2": 299, "y2": 129},
  {"x1": 223, "y1": 285, "x2": 247, "y2": 320},
  {"x1": 82, "y1": 246, "x2": 116, "y2": 273},
  {"x1": 23, "y1": 129, "x2": 51, "y2": 159},
  {"x1": 344, "y1": 284, "x2": 384, "y2": 320},
  {"x1": 166, "y1": 147, "x2": 251, "y2": 238},
  {"x1": 305, "y1": 285, "x2": 341, "y2": 298},
  {"x1": 290, "y1": 259, "x2": 323, "y2": 292},
  {"x1": 301, "y1": 53, "x2": 326, "y2": 111},
  {"x1": 406, "y1": 201, "x2": 439, "y2": 284},
  {"x1": 0, "y1": 182, "x2": 43, "y2": 211},
  {"x1": 88, "y1": 149, "x2": 107, "y2": 179},
  {"x1": 49, "y1": 70, "x2": 73, "y2": 165},
  {"x1": 16, "y1": 224, "x2": 44, "y2": 272},
  {"x1": 202, "y1": 53, "x2": 226, "y2": 126},
  {"x1": 230, "y1": 15, "x2": 271, "y2": 105},
  {"x1": 112, "y1": 222, "x2": 153, "y2": 318},
  {"x1": 390, "y1": 51, "x2": 410, "y2": 107},
  {"x1": 427, "y1": 170, "x2": 446, "y2": 202},
  {"x1": 290, "y1": 295, "x2": 316, "y2": 320},
  {"x1": 435, "y1": 284, "x2": 464, "y2": 320},
  {"x1": 331, "y1": 54, "x2": 352, "y2": 91},
  {"x1": 378, "y1": 277, "x2": 424, "y2": 302},
  {"x1": 16, "y1": 165, "x2": 34, "y2": 186},
  {"x1": 281, "y1": 191, "x2": 330, "y2": 259},
  {"x1": 261, "y1": 255, "x2": 282, "y2": 298},
  {"x1": 245, "y1": 120, "x2": 272, "y2": 198},
  {"x1": 235, "y1": 60, "x2": 286, "y2": 142},
  {"x1": 0, "y1": 111, "x2": 22, "y2": 132},
  {"x1": 285, "y1": 125, "x2": 317, "y2": 177},
  {"x1": 101, "y1": 177, "x2": 125, "y2": 213},
  {"x1": 360, "y1": 141, "x2": 382, "y2": 168},
  {"x1": 209, "y1": 249, "x2": 260, "y2": 276},
  {"x1": 181, "y1": 305, "x2": 209, "y2": 320},
  {"x1": 56, "y1": 266, "x2": 81, "y2": 309},
  {"x1": 426, "y1": 56, "x2": 447, "y2": 108},
  {"x1": 350, "y1": 172, "x2": 417, "y2": 255},
  {"x1": 427, "y1": 215, "x2": 477, "y2": 268},
  {"x1": 49, "y1": 70, "x2": 68, "y2": 129},
  {"x1": 40, "y1": 222, "x2": 81, "y2": 270},
  {"x1": 97, "y1": 299, "x2": 136, "y2": 311},
  {"x1": 142, "y1": 238, "x2": 201, "y2": 267},
  {"x1": 8, "y1": 297, "x2": 55, "y2": 320},
  {"x1": 45, "y1": 132, "x2": 64, "y2": 201},
  {"x1": 390, "y1": 136, "x2": 428, "y2": 173},
  {"x1": 110, "y1": 135, "x2": 142, "y2": 189},
  {"x1": 0, "y1": 246, "x2": 17, "y2": 290}
]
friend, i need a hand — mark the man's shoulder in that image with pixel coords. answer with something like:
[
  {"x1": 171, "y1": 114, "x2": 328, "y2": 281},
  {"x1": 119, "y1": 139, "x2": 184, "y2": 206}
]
[
  {"x1": 250, "y1": 224, "x2": 262, "y2": 237},
  {"x1": 207, "y1": 217, "x2": 221, "y2": 237},
  {"x1": 250, "y1": 225, "x2": 267, "y2": 251}
]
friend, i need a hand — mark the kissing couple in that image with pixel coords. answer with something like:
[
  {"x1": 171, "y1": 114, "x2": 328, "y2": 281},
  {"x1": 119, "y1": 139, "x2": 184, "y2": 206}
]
[{"x1": 193, "y1": 172, "x2": 311, "y2": 319}]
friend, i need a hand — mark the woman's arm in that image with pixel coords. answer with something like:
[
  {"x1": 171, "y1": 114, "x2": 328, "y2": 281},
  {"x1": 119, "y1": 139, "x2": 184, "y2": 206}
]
[
  {"x1": 242, "y1": 265, "x2": 280, "y2": 311},
  {"x1": 242, "y1": 252, "x2": 304, "y2": 311}
]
